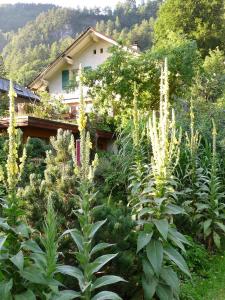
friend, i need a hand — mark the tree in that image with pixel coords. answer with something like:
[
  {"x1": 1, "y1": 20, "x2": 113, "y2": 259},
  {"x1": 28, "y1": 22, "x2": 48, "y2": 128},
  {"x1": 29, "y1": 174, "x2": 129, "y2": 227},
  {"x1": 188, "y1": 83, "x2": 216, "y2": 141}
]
[
  {"x1": 154, "y1": 0, "x2": 225, "y2": 56},
  {"x1": 0, "y1": 54, "x2": 7, "y2": 77},
  {"x1": 191, "y1": 48, "x2": 225, "y2": 102}
]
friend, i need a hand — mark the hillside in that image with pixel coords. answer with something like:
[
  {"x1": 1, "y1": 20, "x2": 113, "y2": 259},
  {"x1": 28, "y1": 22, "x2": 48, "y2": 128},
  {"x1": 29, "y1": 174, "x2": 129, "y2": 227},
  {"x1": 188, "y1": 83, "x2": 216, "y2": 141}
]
[
  {"x1": 0, "y1": 3, "x2": 56, "y2": 33},
  {"x1": 0, "y1": 0, "x2": 162, "y2": 85}
]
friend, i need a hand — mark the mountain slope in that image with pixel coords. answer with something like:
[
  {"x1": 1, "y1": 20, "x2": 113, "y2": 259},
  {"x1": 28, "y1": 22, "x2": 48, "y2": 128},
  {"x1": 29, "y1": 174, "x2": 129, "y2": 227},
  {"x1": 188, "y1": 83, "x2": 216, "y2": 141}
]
[{"x1": 0, "y1": 3, "x2": 56, "y2": 33}]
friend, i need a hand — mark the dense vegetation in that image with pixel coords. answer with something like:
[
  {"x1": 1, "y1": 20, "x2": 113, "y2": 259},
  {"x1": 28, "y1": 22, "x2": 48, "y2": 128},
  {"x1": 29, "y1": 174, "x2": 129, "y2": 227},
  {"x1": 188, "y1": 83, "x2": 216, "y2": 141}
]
[{"x1": 0, "y1": 0, "x2": 225, "y2": 299}]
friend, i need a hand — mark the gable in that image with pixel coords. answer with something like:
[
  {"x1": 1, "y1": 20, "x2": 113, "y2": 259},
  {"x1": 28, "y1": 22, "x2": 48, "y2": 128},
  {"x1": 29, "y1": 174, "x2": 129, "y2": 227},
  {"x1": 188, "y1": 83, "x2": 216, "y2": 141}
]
[{"x1": 28, "y1": 27, "x2": 119, "y2": 91}]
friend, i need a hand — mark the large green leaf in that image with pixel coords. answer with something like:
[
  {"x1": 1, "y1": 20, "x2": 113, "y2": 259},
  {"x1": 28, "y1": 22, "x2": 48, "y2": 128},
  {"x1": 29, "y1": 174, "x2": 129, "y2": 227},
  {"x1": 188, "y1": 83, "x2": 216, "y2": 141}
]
[
  {"x1": 215, "y1": 222, "x2": 225, "y2": 233},
  {"x1": 0, "y1": 235, "x2": 7, "y2": 250},
  {"x1": 137, "y1": 232, "x2": 153, "y2": 253},
  {"x1": 165, "y1": 204, "x2": 185, "y2": 215},
  {"x1": 89, "y1": 254, "x2": 118, "y2": 275},
  {"x1": 20, "y1": 266, "x2": 46, "y2": 284},
  {"x1": 203, "y1": 219, "x2": 212, "y2": 237},
  {"x1": 91, "y1": 291, "x2": 122, "y2": 300},
  {"x1": 89, "y1": 220, "x2": 107, "y2": 239},
  {"x1": 146, "y1": 240, "x2": 163, "y2": 276},
  {"x1": 56, "y1": 265, "x2": 84, "y2": 282},
  {"x1": 0, "y1": 279, "x2": 13, "y2": 299},
  {"x1": 142, "y1": 276, "x2": 158, "y2": 299},
  {"x1": 14, "y1": 223, "x2": 29, "y2": 238},
  {"x1": 153, "y1": 219, "x2": 168, "y2": 240},
  {"x1": 90, "y1": 243, "x2": 114, "y2": 257},
  {"x1": 92, "y1": 275, "x2": 126, "y2": 291},
  {"x1": 21, "y1": 240, "x2": 44, "y2": 253},
  {"x1": 52, "y1": 290, "x2": 81, "y2": 300},
  {"x1": 62, "y1": 229, "x2": 84, "y2": 251},
  {"x1": 15, "y1": 290, "x2": 36, "y2": 300},
  {"x1": 156, "y1": 284, "x2": 173, "y2": 300},
  {"x1": 160, "y1": 267, "x2": 179, "y2": 294},
  {"x1": 10, "y1": 251, "x2": 24, "y2": 271},
  {"x1": 164, "y1": 247, "x2": 190, "y2": 277},
  {"x1": 213, "y1": 231, "x2": 221, "y2": 248}
]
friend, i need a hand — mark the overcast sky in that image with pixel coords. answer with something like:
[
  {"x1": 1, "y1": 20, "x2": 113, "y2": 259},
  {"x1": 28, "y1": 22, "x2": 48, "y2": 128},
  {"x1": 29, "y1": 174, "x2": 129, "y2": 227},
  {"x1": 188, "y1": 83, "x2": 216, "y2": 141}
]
[{"x1": 0, "y1": 0, "x2": 123, "y2": 8}]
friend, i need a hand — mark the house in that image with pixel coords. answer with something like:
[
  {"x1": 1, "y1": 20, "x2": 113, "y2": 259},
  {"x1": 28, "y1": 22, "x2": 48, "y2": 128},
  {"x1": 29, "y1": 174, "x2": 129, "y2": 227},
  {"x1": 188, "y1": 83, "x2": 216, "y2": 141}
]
[
  {"x1": 29, "y1": 27, "x2": 138, "y2": 115},
  {"x1": 0, "y1": 77, "x2": 39, "y2": 112}
]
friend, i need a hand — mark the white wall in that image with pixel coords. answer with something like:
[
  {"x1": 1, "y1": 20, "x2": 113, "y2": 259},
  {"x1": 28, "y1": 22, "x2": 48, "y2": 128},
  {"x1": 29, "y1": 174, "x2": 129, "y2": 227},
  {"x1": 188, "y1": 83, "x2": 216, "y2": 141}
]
[{"x1": 48, "y1": 39, "x2": 111, "y2": 105}]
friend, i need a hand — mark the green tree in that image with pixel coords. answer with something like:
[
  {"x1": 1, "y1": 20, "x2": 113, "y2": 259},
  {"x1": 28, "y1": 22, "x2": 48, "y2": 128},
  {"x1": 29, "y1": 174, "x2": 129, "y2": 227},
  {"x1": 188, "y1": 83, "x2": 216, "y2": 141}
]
[
  {"x1": 0, "y1": 54, "x2": 7, "y2": 77},
  {"x1": 154, "y1": 0, "x2": 225, "y2": 56}
]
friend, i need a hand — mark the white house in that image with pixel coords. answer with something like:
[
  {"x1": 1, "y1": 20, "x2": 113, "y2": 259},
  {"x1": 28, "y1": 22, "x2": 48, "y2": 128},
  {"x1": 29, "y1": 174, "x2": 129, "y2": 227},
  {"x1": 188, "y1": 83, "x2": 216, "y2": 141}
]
[{"x1": 29, "y1": 27, "x2": 138, "y2": 115}]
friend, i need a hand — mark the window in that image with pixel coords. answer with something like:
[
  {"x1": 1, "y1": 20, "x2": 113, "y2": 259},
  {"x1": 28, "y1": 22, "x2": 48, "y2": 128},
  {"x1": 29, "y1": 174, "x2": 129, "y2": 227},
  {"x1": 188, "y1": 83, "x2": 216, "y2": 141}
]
[
  {"x1": 62, "y1": 70, "x2": 69, "y2": 90},
  {"x1": 100, "y1": 48, "x2": 104, "y2": 53},
  {"x1": 93, "y1": 49, "x2": 97, "y2": 54}
]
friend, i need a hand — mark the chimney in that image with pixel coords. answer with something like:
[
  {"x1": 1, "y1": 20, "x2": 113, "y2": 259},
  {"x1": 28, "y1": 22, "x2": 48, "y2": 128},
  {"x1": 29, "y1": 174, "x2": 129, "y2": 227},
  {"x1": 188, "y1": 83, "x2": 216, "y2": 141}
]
[{"x1": 131, "y1": 41, "x2": 140, "y2": 52}]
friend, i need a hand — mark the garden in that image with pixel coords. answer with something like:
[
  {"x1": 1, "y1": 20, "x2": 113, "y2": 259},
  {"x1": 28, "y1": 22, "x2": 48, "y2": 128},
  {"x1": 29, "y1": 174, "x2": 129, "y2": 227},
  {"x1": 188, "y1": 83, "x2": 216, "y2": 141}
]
[{"x1": 0, "y1": 53, "x2": 225, "y2": 300}]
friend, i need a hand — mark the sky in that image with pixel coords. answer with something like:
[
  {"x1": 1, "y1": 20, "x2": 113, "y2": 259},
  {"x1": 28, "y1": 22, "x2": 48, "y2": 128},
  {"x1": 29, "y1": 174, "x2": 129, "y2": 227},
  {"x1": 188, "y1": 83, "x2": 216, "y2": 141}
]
[{"x1": 0, "y1": 0, "x2": 122, "y2": 8}]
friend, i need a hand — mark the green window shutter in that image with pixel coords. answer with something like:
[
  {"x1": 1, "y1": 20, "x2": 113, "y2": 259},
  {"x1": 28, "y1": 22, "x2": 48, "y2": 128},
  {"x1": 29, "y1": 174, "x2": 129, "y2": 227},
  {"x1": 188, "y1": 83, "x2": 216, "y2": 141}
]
[{"x1": 62, "y1": 70, "x2": 69, "y2": 90}]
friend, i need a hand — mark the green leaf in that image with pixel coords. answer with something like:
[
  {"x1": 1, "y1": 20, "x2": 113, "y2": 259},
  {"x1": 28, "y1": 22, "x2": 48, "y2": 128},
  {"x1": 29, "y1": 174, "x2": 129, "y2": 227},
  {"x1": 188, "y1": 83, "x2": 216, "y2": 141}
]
[
  {"x1": 92, "y1": 275, "x2": 126, "y2": 291},
  {"x1": 215, "y1": 222, "x2": 225, "y2": 233},
  {"x1": 89, "y1": 220, "x2": 107, "y2": 239},
  {"x1": 52, "y1": 290, "x2": 81, "y2": 300},
  {"x1": 56, "y1": 265, "x2": 84, "y2": 282},
  {"x1": 90, "y1": 254, "x2": 118, "y2": 275},
  {"x1": 164, "y1": 247, "x2": 190, "y2": 277},
  {"x1": 21, "y1": 240, "x2": 44, "y2": 253},
  {"x1": 91, "y1": 291, "x2": 122, "y2": 300},
  {"x1": 20, "y1": 266, "x2": 46, "y2": 284},
  {"x1": 160, "y1": 267, "x2": 179, "y2": 293},
  {"x1": 142, "y1": 276, "x2": 158, "y2": 299},
  {"x1": 62, "y1": 229, "x2": 83, "y2": 251},
  {"x1": 153, "y1": 219, "x2": 168, "y2": 240},
  {"x1": 156, "y1": 284, "x2": 173, "y2": 300},
  {"x1": 15, "y1": 290, "x2": 36, "y2": 300},
  {"x1": 0, "y1": 235, "x2": 7, "y2": 250},
  {"x1": 90, "y1": 243, "x2": 114, "y2": 257},
  {"x1": 137, "y1": 232, "x2": 153, "y2": 253},
  {"x1": 14, "y1": 223, "x2": 30, "y2": 238},
  {"x1": 146, "y1": 240, "x2": 163, "y2": 276},
  {"x1": 10, "y1": 251, "x2": 24, "y2": 271},
  {"x1": 165, "y1": 204, "x2": 185, "y2": 215},
  {"x1": 213, "y1": 231, "x2": 221, "y2": 248},
  {"x1": 0, "y1": 279, "x2": 13, "y2": 299},
  {"x1": 203, "y1": 219, "x2": 212, "y2": 237}
]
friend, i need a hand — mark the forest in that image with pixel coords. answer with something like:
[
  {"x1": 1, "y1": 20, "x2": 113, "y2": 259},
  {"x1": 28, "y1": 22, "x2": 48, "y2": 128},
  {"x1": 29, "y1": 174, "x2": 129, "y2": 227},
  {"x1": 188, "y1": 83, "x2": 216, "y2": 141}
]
[{"x1": 0, "y1": 0, "x2": 225, "y2": 299}]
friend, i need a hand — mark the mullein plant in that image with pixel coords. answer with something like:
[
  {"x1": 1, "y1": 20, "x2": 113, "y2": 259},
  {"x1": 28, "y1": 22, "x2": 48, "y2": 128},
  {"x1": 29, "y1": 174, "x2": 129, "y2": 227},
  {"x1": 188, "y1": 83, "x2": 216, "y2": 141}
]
[
  {"x1": 178, "y1": 98, "x2": 203, "y2": 227},
  {"x1": 0, "y1": 82, "x2": 75, "y2": 298},
  {"x1": 60, "y1": 66, "x2": 125, "y2": 299},
  {"x1": 0, "y1": 81, "x2": 31, "y2": 296},
  {"x1": 133, "y1": 59, "x2": 190, "y2": 299},
  {"x1": 194, "y1": 120, "x2": 225, "y2": 250}
]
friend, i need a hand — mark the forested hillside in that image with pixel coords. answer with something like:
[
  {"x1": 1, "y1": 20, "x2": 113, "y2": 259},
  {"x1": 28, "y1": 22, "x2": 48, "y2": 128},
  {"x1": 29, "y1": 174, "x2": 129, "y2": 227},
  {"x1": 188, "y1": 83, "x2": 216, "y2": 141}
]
[{"x1": 0, "y1": 0, "x2": 162, "y2": 85}]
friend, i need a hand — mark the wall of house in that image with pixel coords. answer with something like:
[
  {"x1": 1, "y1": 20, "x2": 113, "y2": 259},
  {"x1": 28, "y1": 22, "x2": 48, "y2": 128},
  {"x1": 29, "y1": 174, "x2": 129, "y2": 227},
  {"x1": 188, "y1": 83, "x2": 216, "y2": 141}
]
[{"x1": 48, "y1": 39, "x2": 111, "y2": 110}]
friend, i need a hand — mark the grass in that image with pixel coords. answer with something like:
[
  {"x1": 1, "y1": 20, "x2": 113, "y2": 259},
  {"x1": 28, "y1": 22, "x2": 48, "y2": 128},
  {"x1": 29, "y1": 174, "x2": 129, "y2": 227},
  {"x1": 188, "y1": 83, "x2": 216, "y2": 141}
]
[{"x1": 181, "y1": 252, "x2": 225, "y2": 300}]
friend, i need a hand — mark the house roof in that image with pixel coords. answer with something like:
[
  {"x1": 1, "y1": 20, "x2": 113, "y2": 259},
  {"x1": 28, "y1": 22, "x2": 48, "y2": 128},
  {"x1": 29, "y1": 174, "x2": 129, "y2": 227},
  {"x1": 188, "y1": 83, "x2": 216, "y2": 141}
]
[
  {"x1": 0, "y1": 77, "x2": 39, "y2": 101},
  {"x1": 28, "y1": 27, "x2": 137, "y2": 90}
]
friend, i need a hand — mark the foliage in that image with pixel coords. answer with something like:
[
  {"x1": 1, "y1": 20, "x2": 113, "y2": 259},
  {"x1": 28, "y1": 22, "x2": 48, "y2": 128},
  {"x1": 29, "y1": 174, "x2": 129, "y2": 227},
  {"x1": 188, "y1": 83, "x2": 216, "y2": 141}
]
[
  {"x1": 150, "y1": 31, "x2": 201, "y2": 97},
  {"x1": 191, "y1": 48, "x2": 225, "y2": 102},
  {"x1": 84, "y1": 46, "x2": 160, "y2": 125},
  {"x1": 154, "y1": 0, "x2": 225, "y2": 56},
  {"x1": 26, "y1": 91, "x2": 69, "y2": 120},
  {"x1": 193, "y1": 121, "x2": 225, "y2": 250}
]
